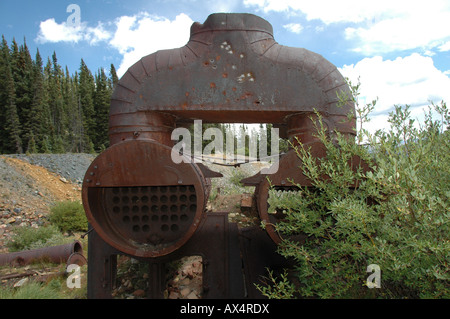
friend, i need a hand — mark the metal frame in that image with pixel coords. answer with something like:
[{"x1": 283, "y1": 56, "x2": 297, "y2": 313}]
[{"x1": 83, "y1": 13, "x2": 356, "y2": 299}]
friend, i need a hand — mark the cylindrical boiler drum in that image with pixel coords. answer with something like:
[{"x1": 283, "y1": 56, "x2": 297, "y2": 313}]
[{"x1": 82, "y1": 139, "x2": 207, "y2": 258}]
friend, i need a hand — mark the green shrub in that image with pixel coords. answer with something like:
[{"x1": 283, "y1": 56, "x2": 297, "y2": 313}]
[
  {"x1": 259, "y1": 93, "x2": 449, "y2": 298},
  {"x1": 49, "y1": 201, "x2": 88, "y2": 233},
  {"x1": 229, "y1": 168, "x2": 247, "y2": 187},
  {"x1": 6, "y1": 225, "x2": 63, "y2": 252},
  {"x1": 255, "y1": 269, "x2": 297, "y2": 299}
]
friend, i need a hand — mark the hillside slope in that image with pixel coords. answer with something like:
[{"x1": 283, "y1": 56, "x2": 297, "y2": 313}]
[{"x1": 0, "y1": 154, "x2": 95, "y2": 253}]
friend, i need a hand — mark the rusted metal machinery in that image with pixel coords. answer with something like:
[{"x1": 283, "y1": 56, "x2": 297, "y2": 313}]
[
  {"x1": 0, "y1": 241, "x2": 86, "y2": 267},
  {"x1": 82, "y1": 13, "x2": 356, "y2": 299}
]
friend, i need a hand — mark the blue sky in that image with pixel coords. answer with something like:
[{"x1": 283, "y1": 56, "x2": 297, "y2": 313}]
[{"x1": 1, "y1": 0, "x2": 450, "y2": 133}]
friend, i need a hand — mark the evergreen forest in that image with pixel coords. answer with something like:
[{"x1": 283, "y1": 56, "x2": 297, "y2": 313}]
[{"x1": 0, "y1": 36, "x2": 118, "y2": 155}]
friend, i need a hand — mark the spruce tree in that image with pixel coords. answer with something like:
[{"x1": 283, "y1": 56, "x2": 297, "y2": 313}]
[
  {"x1": 11, "y1": 38, "x2": 34, "y2": 150},
  {"x1": 78, "y1": 59, "x2": 96, "y2": 151},
  {"x1": 50, "y1": 52, "x2": 66, "y2": 144},
  {"x1": 72, "y1": 72, "x2": 89, "y2": 153},
  {"x1": 0, "y1": 36, "x2": 22, "y2": 153},
  {"x1": 94, "y1": 67, "x2": 111, "y2": 151},
  {"x1": 31, "y1": 49, "x2": 51, "y2": 152},
  {"x1": 110, "y1": 63, "x2": 119, "y2": 89},
  {"x1": 0, "y1": 36, "x2": 7, "y2": 152},
  {"x1": 62, "y1": 65, "x2": 80, "y2": 152}
]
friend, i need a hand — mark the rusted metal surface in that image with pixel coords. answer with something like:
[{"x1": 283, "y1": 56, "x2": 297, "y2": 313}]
[
  {"x1": 87, "y1": 213, "x2": 245, "y2": 299},
  {"x1": 83, "y1": 12, "x2": 358, "y2": 298},
  {"x1": 0, "y1": 241, "x2": 84, "y2": 266},
  {"x1": 83, "y1": 139, "x2": 208, "y2": 258},
  {"x1": 238, "y1": 226, "x2": 293, "y2": 298},
  {"x1": 110, "y1": 12, "x2": 354, "y2": 141}
]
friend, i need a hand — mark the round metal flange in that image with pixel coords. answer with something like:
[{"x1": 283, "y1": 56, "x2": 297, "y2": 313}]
[
  {"x1": 82, "y1": 139, "x2": 207, "y2": 258},
  {"x1": 66, "y1": 252, "x2": 87, "y2": 267}
]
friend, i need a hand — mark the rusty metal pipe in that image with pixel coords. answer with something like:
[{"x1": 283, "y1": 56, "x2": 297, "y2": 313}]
[
  {"x1": 0, "y1": 241, "x2": 84, "y2": 266},
  {"x1": 110, "y1": 13, "x2": 354, "y2": 140}
]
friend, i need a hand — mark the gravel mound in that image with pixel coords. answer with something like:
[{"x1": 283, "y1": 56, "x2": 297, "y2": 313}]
[{"x1": 9, "y1": 153, "x2": 96, "y2": 185}]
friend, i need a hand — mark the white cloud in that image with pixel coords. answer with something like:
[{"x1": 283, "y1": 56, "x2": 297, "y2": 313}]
[
  {"x1": 87, "y1": 22, "x2": 112, "y2": 45},
  {"x1": 339, "y1": 53, "x2": 450, "y2": 132},
  {"x1": 438, "y1": 41, "x2": 450, "y2": 52},
  {"x1": 244, "y1": 0, "x2": 450, "y2": 54},
  {"x1": 37, "y1": 18, "x2": 83, "y2": 43},
  {"x1": 244, "y1": 0, "x2": 411, "y2": 24},
  {"x1": 36, "y1": 12, "x2": 194, "y2": 77},
  {"x1": 345, "y1": 8, "x2": 450, "y2": 54},
  {"x1": 109, "y1": 13, "x2": 193, "y2": 77},
  {"x1": 283, "y1": 23, "x2": 303, "y2": 34},
  {"x1": 36, "y1": 18, "x2": 111, "y2": 45}
]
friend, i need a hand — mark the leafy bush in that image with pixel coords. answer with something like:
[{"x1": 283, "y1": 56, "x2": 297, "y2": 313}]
[
  {"x1": 255, "y1": 269, "x2": 297, "y2": 299},
  {"x1": 229, "y1": 167, "x2": 248, "y2": 187},
  {"x1": 6, "y1": 225, "x2": 63, "y2": 252},
  {"x1": 259, "y1": 92, "x2": 449, "y2": 298},
  {"x1": 49, "y1": 201, "x2": 88, "y2": 233}
]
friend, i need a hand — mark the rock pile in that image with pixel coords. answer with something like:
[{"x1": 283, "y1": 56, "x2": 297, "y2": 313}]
[{"x1": 167, "y1": 256, "x2": 203, "y2": 299}]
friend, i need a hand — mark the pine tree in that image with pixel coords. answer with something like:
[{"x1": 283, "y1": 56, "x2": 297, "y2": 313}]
[
  {"x1": 93, "y1": 67, "x2": 111, "y2": 151},
  {"x1": 0, "y1": 36, "x2": 22, "y2": 153},
  {"x1": 63, "y1": 67, "x2": 83, "y2": 153},
  {"x1": 78, "y1": 59, "x2": 96, "y2": 151},
  {"x1": 43, "y1": 57, "x2": 56, "y2": 152},
  {"x1": 30, "y1": 49, "x2": 51, "y2": 152},
  {"x1": 26, "y1": 133, "x2": 38, "y2": 154},
  {"x1": 110, "y1": 63, "x2": 119, "y2": 89},
  {"x1": 50, "y1": 52, "x2": 66, "y2": 140},
  {"x1": 72, "y1": 72, "x2": 89, "y2": 153},
  {"x1": 10, "y1": 38, "x2": 34, "y2": 151}
]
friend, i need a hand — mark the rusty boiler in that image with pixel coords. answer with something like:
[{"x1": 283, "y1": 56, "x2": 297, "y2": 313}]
[{"x1": 82, "y1": 13, "x2": 356, "y2": 299}]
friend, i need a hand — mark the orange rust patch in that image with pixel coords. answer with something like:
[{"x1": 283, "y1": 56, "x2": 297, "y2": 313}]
[
  {"x1": 210, "y1": 82, "x2": 216, "y2": 88},
  {"x1": 240, "y1": 92, "x2": 253, "y2": 100}
]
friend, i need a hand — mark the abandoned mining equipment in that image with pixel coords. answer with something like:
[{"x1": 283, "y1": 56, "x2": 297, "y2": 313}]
[{"x1": 82, "y1": 13, "x2": 361, "y2": 299}]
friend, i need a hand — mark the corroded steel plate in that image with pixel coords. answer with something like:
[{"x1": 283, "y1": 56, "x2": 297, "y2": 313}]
[{"x1": 82, "y1": 140, "x2": 206, "y2": 257}]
